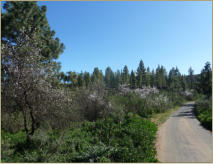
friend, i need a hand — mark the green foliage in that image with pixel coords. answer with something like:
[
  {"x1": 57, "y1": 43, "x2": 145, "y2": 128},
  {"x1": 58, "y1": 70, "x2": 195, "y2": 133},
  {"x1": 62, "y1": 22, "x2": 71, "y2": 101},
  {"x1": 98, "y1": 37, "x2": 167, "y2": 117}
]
[
  {"x1": 77, "y1": 72, "x2": 85, "y2": 87},
  {"x1": 156, "y1": 65, "x2": 167, "y2": 89},
  {"x1": 166, "y1": 91, "x2": 184, "y2": 106},
  {"x1": 83, "y1": 72, "x2": 91, "y2": 88},
  {"x1": 67, "y1": 71, "x2": 78, "y2": 87},
  {"x1": 109, "y1": 92, "x2": 177, "y2": 118},
  {"x1": 114, "y1": 70, "x2": 122, "y2": 88},
  {"x1": 188, "y1": 67, "x2": 194, "y2": 89},
  {"x1": 109, "y1": 93, "x2": 148, "y2": 117},
  {"x1": 195, "y1": 96, "x2": 212, "y2": 130},
  {"x1": 83, "y1": 115, "x2": 158, "y2": 162},
  {"x1": 92, "y1": 67, "x2": 104, "y2": 83},
  {"x1": 122, "y1": 65, "x2": 130, "y2": 84},
  {"x1": 168, "y1": 67, "x2": 182, "y2": 91},
  {"x1": 199, "y1": 62, "x2": 212, "y2": 96},
  {"x1": 130, "y1": 70, "x2": 137, "y2": 89},
  {"x1": 105, "y1": 67, "x2": 115, "y2": 88},
  {"x1": 150, "y1": 69, "x2": 156, "y2": 87},
  {"x1": 2, "y1": 114, "x2": 158, "y2": 162},
  {"x1": 136, "y1": 60, "x2": 146, "y2": 88},
  {"x1": 1, "y1": 130, "x2": 27, "y2": 162},
  {"x1": 2, "y1": 2, "x2": 65, "y2": 61},
  {"x1": 3, "y1": 2, "x2": 211, "y2": 163},
  {"x1": 146, "y1": 67, "x2": 151, "y2": 87}
]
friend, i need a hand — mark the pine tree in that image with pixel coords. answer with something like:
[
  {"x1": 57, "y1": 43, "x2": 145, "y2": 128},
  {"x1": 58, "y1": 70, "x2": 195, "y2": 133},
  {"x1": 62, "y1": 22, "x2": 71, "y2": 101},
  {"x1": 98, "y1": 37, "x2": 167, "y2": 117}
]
[
  {"x1": 77, "y1": 72, "x2": 85, "y2": 87},
  {"x1": 67, "y1": 71, "x2": 78, "y2": 88},
  {"x1": 105, "y1": 67, "x2": 114, "y2": 88},
  {"x1": 130, "y1": 71, "x2": 137, "y2": 89},
  {"x1": 150, "y1": 69, "x2": 155, "y2": 88},
  {"x1": 2, "y1": 2, "x2": 65, "y2": 61},
  {"x1": 114, "y1": 70, "x2": 122, "y2": 88},
  {"x1": 181, "y1": 75, "x2": 187, "y2": 91},
  {"x1": 168, "y1": 67, "x2": 181, "y2": 91},
  {"x1": 136, "y1": 70, "x2": 143, "y2": 88},
  {"x1": 188, "y1": 67, "x2": 194, "y2": 89},
  {"x1": 146, "y1": 67, "x2": 151, "y2": 87},
  {"x1": 136, "y1": 60, "x2": 146, "y2": 88},
  {"x1": 83, "y1": 72, "x2": 91, "y2": 88},
  {"x1": 200, "y1": 62, "x2": 212, "y2": 96},
  {"x1": 122, "y1": 65, "x2": 129, "y2": 84},
  {"x1": 156, "y1": 65, "x2": 167, "y2": 89},
  {"x1": 92, "y1": 67, "x2": 104, "y2": 83}
]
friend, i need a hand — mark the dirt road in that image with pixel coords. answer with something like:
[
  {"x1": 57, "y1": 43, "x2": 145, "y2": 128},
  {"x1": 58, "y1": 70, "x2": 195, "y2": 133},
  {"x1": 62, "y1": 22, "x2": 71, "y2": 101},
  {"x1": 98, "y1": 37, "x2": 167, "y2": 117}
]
[{"x1": 156, "y1": 102, "x2": 212, "y2": 162}]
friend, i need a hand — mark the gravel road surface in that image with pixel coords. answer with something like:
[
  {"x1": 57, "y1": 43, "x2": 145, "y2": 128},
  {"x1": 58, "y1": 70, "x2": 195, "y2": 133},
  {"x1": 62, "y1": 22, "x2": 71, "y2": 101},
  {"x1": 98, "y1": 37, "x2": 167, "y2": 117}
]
[{"x1": 156, "y1": 102, "x2": 212, "y2": 162}]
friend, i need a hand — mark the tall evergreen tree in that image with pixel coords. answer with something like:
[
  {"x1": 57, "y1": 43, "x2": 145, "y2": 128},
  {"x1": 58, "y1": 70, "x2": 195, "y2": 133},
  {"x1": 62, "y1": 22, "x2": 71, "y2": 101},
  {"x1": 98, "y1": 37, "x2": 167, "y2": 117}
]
[
  {"x1": 188, "y1": 67, "x2": 194, "y2": 89},
  {"x1": 156, "y1": 65, "x2": 167, "y2": 89},
  {"x1": 136, "y1": 70, "x2": 143, "y2": 88},
  {"x1": 130, "y1": 71, "x2": 137, "y2": 89},
  {"x1": 200, "y1": 62, "x2": 212, "y2": 96},
  {"x1": 2, "y1": 2, "x2": 65, "y2": 61},
  {"x1": 83, "y1": 72, "x2": 91, "y2": 88},
  {"x1": 168, "y1": 67, "x2": 181, "y2": 91},
  {"x1": 77, "y1": 72, "x2": 85, "y2": 87},
  {"x1": 150, "y1": 69, "x2": 155, "y2": 88},
  {"x1": 136, "y1": 60, "x2": 146, "y2": 87},
  {"x1": 67, "y1": 71, "x2": 78, "y2": 88},
  {"x1": 114, "y1": 70, "x2": 122, "y2": 88},
  {"x1": 146, "y1": 67, "x2": 151, "y2": 87},
  {"x1": 92, "y1": 67, "x2": 104, "y2": 83},
  {"x1": 105, "y1": 67, "x2": 114, "y2": 88},
  {"x1": 122, "y1": 65, "x2": 129, "y2": 84},
  {"x1": 181, "y1": 75, "x2": 187, "y2": 91}
]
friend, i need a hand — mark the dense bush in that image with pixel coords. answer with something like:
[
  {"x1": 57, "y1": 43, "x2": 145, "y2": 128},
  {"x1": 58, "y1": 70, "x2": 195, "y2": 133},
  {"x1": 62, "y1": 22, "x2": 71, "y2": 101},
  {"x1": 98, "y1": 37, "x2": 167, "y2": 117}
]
[
  {"x1": 83, "y1": 114, "x2": 158, "y2": 162},
  {"x1": 2, "y1": 114, "x2": 158, "y2": 162},
  {"x1": 108, "y1": 91, "x2": 183, "y2": 119},
  {"x1": 195, "y1": 96, "x2": 212, "y2": 130}
]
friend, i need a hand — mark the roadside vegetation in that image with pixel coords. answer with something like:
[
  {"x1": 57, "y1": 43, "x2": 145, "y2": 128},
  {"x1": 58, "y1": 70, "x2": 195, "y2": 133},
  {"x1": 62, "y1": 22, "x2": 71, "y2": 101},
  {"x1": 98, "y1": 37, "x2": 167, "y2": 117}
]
[
  {"x1": 194, "y1": 62, "x2": 212, "y2": 131},
  {"x1": 1, "y1": 2, "x2": 212, "y2": 162},
  {"x1": 195, "y1": 96, "x2": 212, "y2": 130}
]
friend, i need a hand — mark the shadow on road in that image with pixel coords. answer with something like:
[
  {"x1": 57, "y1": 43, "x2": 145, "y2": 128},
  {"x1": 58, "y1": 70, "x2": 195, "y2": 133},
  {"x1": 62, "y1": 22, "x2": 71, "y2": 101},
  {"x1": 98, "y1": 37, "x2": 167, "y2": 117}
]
[
  {"x1": 171, "y1": 103, "x2": 211, "y2": 131},
  {"x1": 172, "y1": 111, "x2": 196, "y2": 119},
  {"x1": 172, "y1": 104, "x2": 196, "y2": 119},
  {"x1": 182, "y1": 103, "x2": 194, "y2": 107}
]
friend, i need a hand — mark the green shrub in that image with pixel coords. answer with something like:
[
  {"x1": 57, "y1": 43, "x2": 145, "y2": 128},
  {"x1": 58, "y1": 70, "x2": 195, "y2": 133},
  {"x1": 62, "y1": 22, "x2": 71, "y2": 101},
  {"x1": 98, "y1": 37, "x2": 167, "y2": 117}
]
[
  {"x1": 109, "y1": 92, "x2": 175, "y2": 118},
  {"x1": 195, "y1": 96, "x2": 212, "y2": 130},
  {"x1": 2, "y1": 113, "x2": 158, "y2": 162},
  {"x1": 83, "y1": 113, "x2": 158, "y2": 162},
  {"x1": 1, "y1": 130, "x2": 27, "y2": 162}
]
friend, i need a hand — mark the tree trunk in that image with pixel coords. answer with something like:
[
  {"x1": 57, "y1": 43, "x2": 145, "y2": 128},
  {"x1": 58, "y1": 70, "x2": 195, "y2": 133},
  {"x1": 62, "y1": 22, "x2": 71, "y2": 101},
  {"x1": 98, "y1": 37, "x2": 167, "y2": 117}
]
[{"x1": 29, "y1": 109, "x2": 35, "y2": 136}]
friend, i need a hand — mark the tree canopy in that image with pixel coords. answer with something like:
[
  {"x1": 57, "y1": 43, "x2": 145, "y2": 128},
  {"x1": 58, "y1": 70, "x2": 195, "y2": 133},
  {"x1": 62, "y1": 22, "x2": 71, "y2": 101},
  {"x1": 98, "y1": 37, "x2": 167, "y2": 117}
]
[{"x1": 2, "y1": 1, "x2": 65, "y2": 61}]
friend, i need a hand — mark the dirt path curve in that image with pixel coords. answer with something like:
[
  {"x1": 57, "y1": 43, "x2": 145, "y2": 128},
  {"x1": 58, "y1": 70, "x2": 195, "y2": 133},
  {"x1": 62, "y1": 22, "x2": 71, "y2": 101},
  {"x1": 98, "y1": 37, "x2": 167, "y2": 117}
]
[{"x1": 156, "y1": 102, "x2": 212, "y2": 162}]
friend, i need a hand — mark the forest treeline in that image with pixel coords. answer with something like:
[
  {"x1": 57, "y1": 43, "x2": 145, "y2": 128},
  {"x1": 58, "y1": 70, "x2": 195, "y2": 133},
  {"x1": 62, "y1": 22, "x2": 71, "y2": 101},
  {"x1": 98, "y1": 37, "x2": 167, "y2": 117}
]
[
  {"x1": 58, "y1": 60, "x2": 209, "y2": 93},
  {"x1": 1, "y1": 2, "x2": 212, "y2": 162}
]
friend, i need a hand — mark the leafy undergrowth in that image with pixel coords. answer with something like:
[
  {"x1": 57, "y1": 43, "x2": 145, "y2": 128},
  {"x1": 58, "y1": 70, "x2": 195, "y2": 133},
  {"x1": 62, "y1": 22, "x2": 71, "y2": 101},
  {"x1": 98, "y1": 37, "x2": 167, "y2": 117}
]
[
  {"x1": 2, "y1": 113, "x2": 158, "y2": 162},
  {"x1": 195, "y1": 96, "x2": 212, "y2": 131}
]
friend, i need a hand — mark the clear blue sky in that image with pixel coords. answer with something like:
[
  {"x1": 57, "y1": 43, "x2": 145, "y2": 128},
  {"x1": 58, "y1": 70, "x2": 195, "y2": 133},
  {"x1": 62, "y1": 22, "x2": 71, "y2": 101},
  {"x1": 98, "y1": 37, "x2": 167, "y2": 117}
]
[{"x1": 2, "y1": 1, "x2": 212, "y2": 75}]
